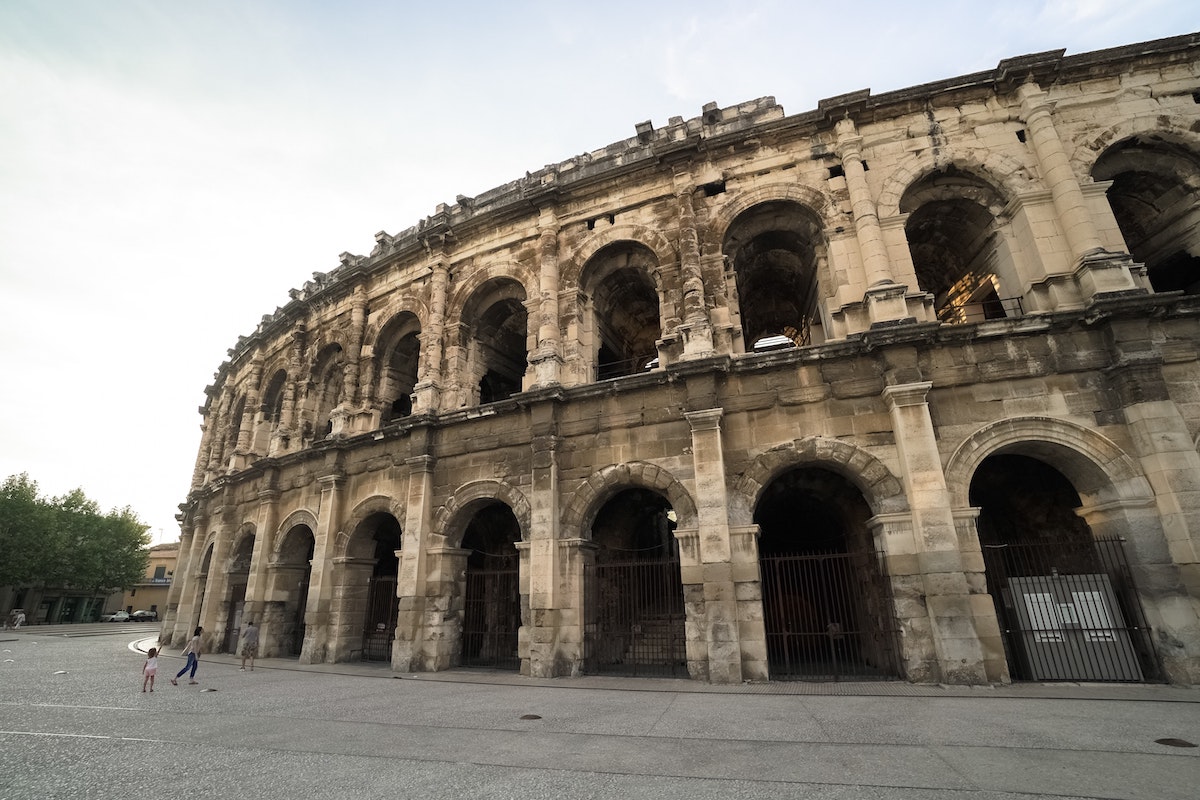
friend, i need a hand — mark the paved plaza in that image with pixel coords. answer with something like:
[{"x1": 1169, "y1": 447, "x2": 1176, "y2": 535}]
[{"x1": 1, "y1": 625, "x2": 1198, "y2": 799}]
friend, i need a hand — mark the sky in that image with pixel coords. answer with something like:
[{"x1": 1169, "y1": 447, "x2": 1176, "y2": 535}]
[{"x1": 1, "y1": 0, "x2": 1196, "y2": 546}]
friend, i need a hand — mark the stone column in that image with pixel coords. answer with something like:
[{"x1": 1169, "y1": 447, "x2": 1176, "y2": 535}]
[
  {"x1": 882, "y1": 382, "x2": 990, "y2": 683},
  {"x1": 300, "y1": 471, "x2": 345, "y2": 664},
  {"x1": 196, "y1": 507, "x2": 234, "y2": 654},
  {"x1": 1101, "y1": 341, "x2": 1200, "y2": 682},
  {"x1": 558, "y1": 537, "x2": 598, "y2": 677},
  {"x1": 328, "y1": 557, "x2": 375, "y2": 662},
  {"x1": 161, "y1": 523, "x2": 196, "y2": 646},
  {"x1": 673, "y1": 167, "x2": 714, "y2": 357},
  {"x1": 233, "y1": 353, "x2": 264, "y2": 466},
  {"x1": 169, "y1": 514, "x2": 208, "y2": 646},
  {"x1": 242, "y1": 486, "x2": 279, "y2": 630},
  {"x1": 394, "y1": 454, "x2": 436, "y2": 671},
  {"x1": 684, "y1": 408, "x2": 744, "y2": 683},
  {"x1": 836, "y1": 118, "x2": 913, "y2": 327},
  {"x1": 530, "y1": 208, "x2": 564, "y2": 387},
  {"x1": 272, "y1": 324, "x2": 306, "y2": 456},
  {"x1": 1017, "y1": 82, "x2": 1142, "y2": 300},
  {"x1": 527, "y1": 402, "x2": 564, "y2": 676},
  {"x1": 414, "y1": 255, "x2": 449, "y2": 412}
]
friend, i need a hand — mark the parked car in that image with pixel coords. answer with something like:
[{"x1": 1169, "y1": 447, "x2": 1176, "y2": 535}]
[
  {"x1": 101, "y1": 610, "x2": 130, "y2": 622},
  {"x1": 130, "y1": 610, "x2": 158, "y2": 622}
]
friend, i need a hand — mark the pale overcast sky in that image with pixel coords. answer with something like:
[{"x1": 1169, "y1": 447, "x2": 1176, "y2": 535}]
[{"x1": 1, "y1": 0, "x2": 1196, "y2": 545}]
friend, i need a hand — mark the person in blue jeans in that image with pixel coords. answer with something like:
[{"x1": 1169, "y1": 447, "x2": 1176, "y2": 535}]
[{"x1": 171, "y1": 627, "x2": 203, "y2": 685}]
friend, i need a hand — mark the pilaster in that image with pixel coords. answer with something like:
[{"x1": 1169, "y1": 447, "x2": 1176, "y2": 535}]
[{"x1": 882, "y1": 382, "x2": 989, "y2": 683}]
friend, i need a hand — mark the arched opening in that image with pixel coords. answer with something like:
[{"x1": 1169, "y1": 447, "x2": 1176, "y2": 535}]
[
  {"x1": 256, "y1": 369, "x2": 288, "y2": 451},
  {"x1": 723, "y1": 200, "x2": 824, "y2": 352},
  {"x1": 459, "y1": 502, "x2": 522, "y2": 670},
  {"x1": 900, "y1": 167, "x2": 1021, "y2": 323},
  {"x1": 342, "y1": 512, "x2": 402, "y2": 662},
  {"x1": 307, "y1": 344, "x2": 344, "y2": 443},
  {"x1": 225, "y1": 396, "x2": 246, "y2": 463},
  {"x1": 273, "y1": 524, "x2": 314, "y2": 657},
  {"x1": 1092, "y1": 136, "x2": 1200, "y2": 294},
  {"x1": 971, "y1": 453, "x2": 1156, "y2": 682},
  {"x1": 222, "y1": 533, "x2": 254, "y2": 653},
  {"x1": 462, "y1": 279, "x2": 528, "y2": 405},
  {"x1": 581, "y1": 242, "x2": 662, "y2": 380},
  {"x1": 755, "y1": 467, "x2": 900, "y2": 681},
  {"x1": 375, "y1": 313, "x2": 421, "y2": 424},
  {"x1": 583, "y1": 487, "x2": 685, "y2": 677}
]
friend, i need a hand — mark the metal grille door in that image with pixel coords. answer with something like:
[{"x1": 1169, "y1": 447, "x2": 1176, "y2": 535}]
[
  {"x1": 361, "y1": 576, "x2": 397, "y2": 662},
  {"x1": 982, "y1": 538, "x2": 1157, "y2": 682},
  {"x1": 461, "y1": 555, "x2": 521, "y2": 670},
  {"x1": 584, "y1": 554, "x2": 687, "y2": 677},
  {"x1": 760, "y1": 551, "x2": 900, "y2": 681}
]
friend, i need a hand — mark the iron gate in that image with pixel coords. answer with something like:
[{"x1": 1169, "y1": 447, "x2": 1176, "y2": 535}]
[
  {"x1": 583, "y1": 554, "x2": 687, "y2": 677},
  {"x1": 461, "y1": 554, "x2": 521, "y2": 670},
  {"x1": 981, "y1": 537, "x2": 1158, "y2": 682},
  {"x1": 362, "y1": 576, "x2": 397, "y2": 662},
  {"x1": 760, "y1": 550, "x2": 901, "y2": 681}
]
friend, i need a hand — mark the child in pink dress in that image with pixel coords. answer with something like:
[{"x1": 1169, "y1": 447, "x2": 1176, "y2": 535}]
[{"x1": 142, "y1": 647, "x2": 159, "y2": 692}]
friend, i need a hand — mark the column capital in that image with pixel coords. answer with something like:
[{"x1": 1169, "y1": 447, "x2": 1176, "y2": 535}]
[
  {"x1": 685, "y1": 408, "x2": 724, "y2": 431},
  {"x1": 882, "y1": 381, "x2": 932, "y2": 409}
]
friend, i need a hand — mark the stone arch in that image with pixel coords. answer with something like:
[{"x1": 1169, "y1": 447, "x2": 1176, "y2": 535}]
[
  {"x1": 562, "y1": 461, "x2": 699, "y2": 536},
  {"x1": 434, "y1": 479, "x2": 532, "y2": 547},
  {"x1": 1069, "y1": 114, "x2": 1200, "y2": 179},
  {"x1": 564, "y1": 224, "x2": 677, "y2": 287},
  {"x1": 945, "y1": 416, "x2": 1153, "y2": 510},
  {"x1": 336, "y1": 495, "x2": 405, "y2": 560},
  {"x1": 272, "y1": 509, "x2": 320, "y2": 562},
  {"x1": 731, "y1": 436, "x2": 908, "y2": 525},
  {"x1": 707, "y1": 182, "x2": 836, "y2": 240},
  {"x1": 227, "y1": 522, "x2": 256, "y2": 572},
  {"x1": 445, "y1": 261, "x2": 537, "y2": 324},
  {"x1": 363, "y1": 296, "x2": 428, "y2": 354},
  {"x1": 876, "y1": 147, "x2": 1036, "y2": 219}
]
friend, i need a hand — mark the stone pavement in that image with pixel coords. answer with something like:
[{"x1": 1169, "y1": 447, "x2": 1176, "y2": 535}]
[{"x1": 1, "y1": 626, "x2": 1198, "y2": 799}]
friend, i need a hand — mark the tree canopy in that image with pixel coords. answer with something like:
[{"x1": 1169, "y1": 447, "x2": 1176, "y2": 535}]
[{"x1": 0, "y1": 473, "x2": 150, "y2": 592}]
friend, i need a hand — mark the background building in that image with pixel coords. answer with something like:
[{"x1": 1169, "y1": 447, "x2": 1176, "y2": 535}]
[
  {"x1": 163, "y1": 34, "x2": 1200, "y2": 685},
  {"x1": 117, "y1": 542, "x2": 179, "y2": 619}
]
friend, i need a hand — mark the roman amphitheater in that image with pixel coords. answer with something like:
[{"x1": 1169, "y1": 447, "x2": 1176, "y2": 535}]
[{"x1": 162, "y1": 33, "x2": 1200, "y2": 685}]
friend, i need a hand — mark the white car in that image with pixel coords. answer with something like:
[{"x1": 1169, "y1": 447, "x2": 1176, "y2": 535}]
[{"x1": 101, "y1": 610, "x2": 130, "y2": 623}]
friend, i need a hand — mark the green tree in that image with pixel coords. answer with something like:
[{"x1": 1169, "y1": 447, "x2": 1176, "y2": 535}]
[
  {"x1": 0, "y1": 474, "x2": 150, "y2": 592},
  {"x1": 0, "y1": 473, "x2": 51, "y2": 587}
]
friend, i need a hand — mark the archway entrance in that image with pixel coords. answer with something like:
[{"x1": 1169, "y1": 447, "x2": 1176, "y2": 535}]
[
  {"x1": 583, "y1": 488, "x2": 686, "y2": 677},
  {"x1": 346, "y1": 512, "x2": 402, "y2": 662},
  {"x1": 460, "y1": 502, "x2": 522, "y2": 670},
  {"x1": 274, "y1": 524, "x2": 314, "y2": 657},
  {"x1": 222, "y1": 534, "x2": 254, "y2": 653},
  {"x1": 972, "y1": 454, "x2": 1157, "y2": 682},
  {"x1": 756, "y1": 467, "x2": 900, "y2": 681}
]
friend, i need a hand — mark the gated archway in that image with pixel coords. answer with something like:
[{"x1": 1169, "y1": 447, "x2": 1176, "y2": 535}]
[
  {"x1": 755, "y1": 466, "x2": 900, "y2": 681},
  {"x1": 271, "y1": 523, "x2": 314, "y2": 658},
  {"x1": 339, "y1": 511, "x2": 402, "y2": 662},
  {"x1": 583, "y1": 487, "x2": 686, "y2": 677},
  {"x1": 971, "y1": 453, "x2": 1158, "y2": 682},
  {"x1": 459, "y1": 502, "x2": 522, "y2": 670},
  {"x1": 222, "y1": 532, "x2": 254, "y2": 653}
]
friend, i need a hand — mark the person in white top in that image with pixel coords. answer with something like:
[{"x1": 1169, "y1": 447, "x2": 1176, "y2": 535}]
[{"x1": 171, "y1": 627, "x2": 203, "y2": 686}]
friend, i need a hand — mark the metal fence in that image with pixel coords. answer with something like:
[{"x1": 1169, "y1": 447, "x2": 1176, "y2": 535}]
[
  {"x1": 980, "y1": 538, "x2": 1159, "y2": 682},
  {"x1": 759, "y1": 550, "x2": 902, "y2": 681},
  {"x1": 583, "y1": 553, "x2": 688, "y2": 678},
  {"x1": 361, "y1": 576, "x2": 397, "y2": 662},
  {"x1": 461, "y1": 554, "x2": 521, "y2": 670}
]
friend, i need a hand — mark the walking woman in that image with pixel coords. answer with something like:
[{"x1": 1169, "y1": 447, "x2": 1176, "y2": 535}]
[{"x1": 171, "y1": 627, "x2": 203, "y2": 686}]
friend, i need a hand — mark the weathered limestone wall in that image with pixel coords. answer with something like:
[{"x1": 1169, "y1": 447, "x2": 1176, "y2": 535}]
[{"x1": 167, "y1": 34, "x2": 1200, "y2": 686}]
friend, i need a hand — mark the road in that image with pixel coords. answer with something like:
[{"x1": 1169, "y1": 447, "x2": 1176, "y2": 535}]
[{"x1": 1, "y1": 625, "x2": 1198, "y2": 800}]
